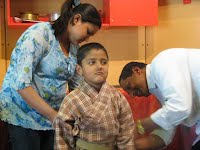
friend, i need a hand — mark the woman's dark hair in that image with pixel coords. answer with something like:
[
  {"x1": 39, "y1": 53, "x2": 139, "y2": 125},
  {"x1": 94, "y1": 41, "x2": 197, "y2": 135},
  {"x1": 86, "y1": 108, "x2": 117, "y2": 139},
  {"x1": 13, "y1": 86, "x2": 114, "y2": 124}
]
[
  {"x1": 52, "y1": 0, "x2": 102, "y2": 38},
  {"x1": 119, "y1": 62, "x2": 147, "y2": 82},
  {"x1": 77, "y1": 42, "x2": 108, "y2": 65}
]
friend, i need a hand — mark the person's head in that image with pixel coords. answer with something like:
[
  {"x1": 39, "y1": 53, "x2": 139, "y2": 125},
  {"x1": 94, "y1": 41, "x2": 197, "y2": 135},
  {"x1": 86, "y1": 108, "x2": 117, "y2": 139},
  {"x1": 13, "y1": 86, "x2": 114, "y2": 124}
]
[
  {"x1": 119, "y1": 62, "x2": 150, "y2": 97},
  {"x1": 76, "y1": 42, "x2": 109, "y2": 91},
  {"x1": 52, "y1": 0, "x2": 101, "y2": 45}
]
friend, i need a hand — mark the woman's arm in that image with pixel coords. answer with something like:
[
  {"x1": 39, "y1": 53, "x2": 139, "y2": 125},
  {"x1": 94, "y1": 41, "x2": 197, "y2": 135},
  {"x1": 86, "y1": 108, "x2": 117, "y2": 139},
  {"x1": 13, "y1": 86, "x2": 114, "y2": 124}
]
[{"x1": 18, "y1": 86, "x2": 57, "y2": 122}]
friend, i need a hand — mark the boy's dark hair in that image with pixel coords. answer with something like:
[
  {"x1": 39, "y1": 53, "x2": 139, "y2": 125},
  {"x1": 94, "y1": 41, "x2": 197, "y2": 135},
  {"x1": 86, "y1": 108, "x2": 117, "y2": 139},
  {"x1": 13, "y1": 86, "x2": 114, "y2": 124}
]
[
  {"x1": 77, "y1": 42, "x2": 108, "y2": 65},
  {"x1": 119, "y1": 62, "x2": 147, "y2": 82},
  {"x1": 52, "y1": 0, "x2": 102, "y2": 38}
]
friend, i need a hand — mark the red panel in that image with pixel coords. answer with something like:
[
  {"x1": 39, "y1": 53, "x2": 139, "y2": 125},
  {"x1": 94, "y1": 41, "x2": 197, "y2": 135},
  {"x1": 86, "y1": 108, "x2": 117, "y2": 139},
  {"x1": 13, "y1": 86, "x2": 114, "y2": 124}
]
[
  {"x1": 183, "y1": 0, "x2": 191, "y2": 4},
  {"x1": 7, "y1": 0, "x2": 11, "y2": 24},
  {"x1": 103, "y1": 0, "x2": 110, "y2": 24},
  {"x1": 109, "y1": 0, "x2": 158, "y2": 26}
]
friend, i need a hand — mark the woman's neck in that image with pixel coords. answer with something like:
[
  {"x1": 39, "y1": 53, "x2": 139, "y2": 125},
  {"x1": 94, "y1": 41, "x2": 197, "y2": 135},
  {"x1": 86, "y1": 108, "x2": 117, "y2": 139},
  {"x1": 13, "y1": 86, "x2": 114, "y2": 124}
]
[{"x1": 58, "y1": 34, "x2": 70, "y2": 57}]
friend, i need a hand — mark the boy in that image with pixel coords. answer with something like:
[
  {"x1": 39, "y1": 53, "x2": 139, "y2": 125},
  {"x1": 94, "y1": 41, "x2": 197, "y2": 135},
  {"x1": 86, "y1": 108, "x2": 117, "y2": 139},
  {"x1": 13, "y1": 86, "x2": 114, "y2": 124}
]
[{"x1": 54, "y1": 43, "x2": 135, "y2": 150}]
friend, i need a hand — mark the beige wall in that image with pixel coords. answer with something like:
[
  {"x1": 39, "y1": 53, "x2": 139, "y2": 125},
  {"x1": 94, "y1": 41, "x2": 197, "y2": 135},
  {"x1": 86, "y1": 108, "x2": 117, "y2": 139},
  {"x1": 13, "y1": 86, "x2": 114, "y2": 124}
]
[
  {"x1": 87, "y1": 26, "x2": 145, "y2": 85},
  {"x1": 1, "y1": 0, "x2": 200, "y2": 87},
  {"x1": 6, "y1": 27, "x2": 144, "y2": 86},
  {"x1": 145, "y1": 0, "x2": 200, "y2": 63}
]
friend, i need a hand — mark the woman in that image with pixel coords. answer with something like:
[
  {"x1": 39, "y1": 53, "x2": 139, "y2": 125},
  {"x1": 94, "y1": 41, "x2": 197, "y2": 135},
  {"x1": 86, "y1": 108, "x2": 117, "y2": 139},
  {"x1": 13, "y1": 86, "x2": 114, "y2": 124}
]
[{"x1": 0, "y1": 0, "x2": 101, "y2": 149}]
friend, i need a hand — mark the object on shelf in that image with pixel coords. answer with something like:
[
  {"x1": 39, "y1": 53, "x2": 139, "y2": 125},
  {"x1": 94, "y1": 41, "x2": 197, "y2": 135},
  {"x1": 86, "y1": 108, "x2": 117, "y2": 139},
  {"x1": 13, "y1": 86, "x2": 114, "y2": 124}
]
[
  {"x1": 22, "y1": 20, "x2": 43, "y2": 23},
  {"x1": 20, "y1": 12, "x2": 39, "y2": 21},
  {"x1": 13, "y1": 17, "x2": 22, "y2": 23},
  {"x1": 48, "y1": 12, "x2": 60, "y2": 22}
]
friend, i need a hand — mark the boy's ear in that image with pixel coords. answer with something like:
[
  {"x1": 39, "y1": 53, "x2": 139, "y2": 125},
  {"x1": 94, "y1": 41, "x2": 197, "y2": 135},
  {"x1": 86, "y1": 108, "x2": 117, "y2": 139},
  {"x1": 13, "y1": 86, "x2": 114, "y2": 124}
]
[{"x1": 76, "y1": 64, "x2": 83, "y2": 76}]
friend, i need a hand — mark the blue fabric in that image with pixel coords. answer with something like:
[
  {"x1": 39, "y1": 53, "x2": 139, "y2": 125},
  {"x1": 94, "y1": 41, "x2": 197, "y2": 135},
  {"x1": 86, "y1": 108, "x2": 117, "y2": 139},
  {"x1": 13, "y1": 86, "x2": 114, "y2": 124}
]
[{"x1": 0, "y1": 22, "x2": 79, "y2": 130}]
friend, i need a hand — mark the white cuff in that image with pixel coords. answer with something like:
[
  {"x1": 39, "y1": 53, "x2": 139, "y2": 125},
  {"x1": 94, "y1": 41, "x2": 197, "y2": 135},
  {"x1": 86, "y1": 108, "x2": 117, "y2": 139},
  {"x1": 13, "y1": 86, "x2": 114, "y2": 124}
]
[{"x1": 151, "y1": 128, "x2": 175, "y2": 145}]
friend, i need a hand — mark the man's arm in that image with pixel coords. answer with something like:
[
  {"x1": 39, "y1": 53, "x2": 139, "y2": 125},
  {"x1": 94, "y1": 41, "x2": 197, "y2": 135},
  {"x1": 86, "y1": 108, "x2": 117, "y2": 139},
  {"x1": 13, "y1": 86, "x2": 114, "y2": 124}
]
[
  {"x1": 135, "y1": 134, "x2": 165, "y2": 150},
  {"x1": 140, "y1": 117, "x2": 161, "y2": 133},
  {"x1": 136, "y1": 119, "x2": 175, "y2": 149}
]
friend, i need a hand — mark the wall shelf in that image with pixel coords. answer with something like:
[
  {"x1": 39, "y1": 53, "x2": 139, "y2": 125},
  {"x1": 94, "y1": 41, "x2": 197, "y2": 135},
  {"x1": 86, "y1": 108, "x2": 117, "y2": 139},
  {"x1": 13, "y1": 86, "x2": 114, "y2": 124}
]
[
  {"x1": 7, "y1": 0, "x2": 111, "y2": 28},
  {"x1": 7, "y1": 0, "x2": 158, "y2": 28}
]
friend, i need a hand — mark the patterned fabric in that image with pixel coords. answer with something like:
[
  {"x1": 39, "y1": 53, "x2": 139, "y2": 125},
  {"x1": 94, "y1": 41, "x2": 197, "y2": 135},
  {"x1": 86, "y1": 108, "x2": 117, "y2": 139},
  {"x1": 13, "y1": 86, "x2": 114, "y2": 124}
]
[
  {"x1": 54, "y1": 81, "x2": 135, "y2": 150},
  {"x1": 0, "y1": 22, "x2": 79, "y2": 130}
]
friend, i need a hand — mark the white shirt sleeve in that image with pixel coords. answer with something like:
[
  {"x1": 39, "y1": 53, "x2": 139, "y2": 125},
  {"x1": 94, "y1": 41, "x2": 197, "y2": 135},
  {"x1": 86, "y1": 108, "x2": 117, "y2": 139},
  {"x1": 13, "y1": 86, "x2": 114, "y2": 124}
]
[{"x1": 150, "y1": 49, "x2": 193, "y2": 130}]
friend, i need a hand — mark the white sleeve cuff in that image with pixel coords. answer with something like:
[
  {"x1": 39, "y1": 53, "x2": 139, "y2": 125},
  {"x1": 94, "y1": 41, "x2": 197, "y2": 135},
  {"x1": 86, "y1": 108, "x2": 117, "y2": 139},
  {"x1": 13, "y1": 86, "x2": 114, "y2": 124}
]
[
  {"x1": 151, "y1": 128, "x2": 175, "y2": 145},
  {"x1": 150, "y1": 109, "x2": 177, "y2": 130}
]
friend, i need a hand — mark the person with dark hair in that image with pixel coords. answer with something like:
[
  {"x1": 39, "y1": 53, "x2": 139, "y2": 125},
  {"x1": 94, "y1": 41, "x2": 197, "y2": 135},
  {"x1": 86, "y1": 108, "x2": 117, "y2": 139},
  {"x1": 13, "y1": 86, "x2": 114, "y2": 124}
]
[
  {"x1": 120, "y1": 89, "x2": 191, "y2": 150},
  {"x1": 119, "y1": 48, "x2": 200, "y2": 150},
  {"x1": 0, "y1": 0, "x2": 101, "y2": 149},
  {"x1": 54, "y1": 42, "x2": 135, "y2": 150}
]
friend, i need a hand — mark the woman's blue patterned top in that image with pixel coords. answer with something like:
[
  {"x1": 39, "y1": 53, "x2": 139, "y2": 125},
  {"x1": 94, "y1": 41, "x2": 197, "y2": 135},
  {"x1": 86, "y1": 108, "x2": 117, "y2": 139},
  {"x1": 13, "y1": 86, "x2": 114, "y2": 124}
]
[{"x1": 0, "y1": 22, "x2": 79, "y2": 130}]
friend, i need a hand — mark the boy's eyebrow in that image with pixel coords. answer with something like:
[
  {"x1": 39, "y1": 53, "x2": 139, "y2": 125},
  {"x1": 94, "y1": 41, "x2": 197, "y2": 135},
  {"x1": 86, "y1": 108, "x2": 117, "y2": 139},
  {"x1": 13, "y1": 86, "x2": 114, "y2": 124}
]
[
  {"x1": 100, "y1": 58, "x2": 108, "y2": 60},
  {"x1": 87, "y1": 58, "x2": 96, "y2": 60}
]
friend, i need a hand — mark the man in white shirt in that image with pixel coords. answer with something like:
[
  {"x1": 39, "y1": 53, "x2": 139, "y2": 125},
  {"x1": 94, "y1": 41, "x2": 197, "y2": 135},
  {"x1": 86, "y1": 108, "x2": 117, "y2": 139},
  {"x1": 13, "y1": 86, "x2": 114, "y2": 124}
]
[{"x1": 119, "y1": 48, "x2": 200, "y2": 150}]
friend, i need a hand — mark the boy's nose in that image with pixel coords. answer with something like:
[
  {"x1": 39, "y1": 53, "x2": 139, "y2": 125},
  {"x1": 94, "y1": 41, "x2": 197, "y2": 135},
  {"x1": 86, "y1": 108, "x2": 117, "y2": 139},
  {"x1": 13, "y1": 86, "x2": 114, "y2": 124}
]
[{"x1": 97, "y1": 62, "x2": 103, "y2": 68}]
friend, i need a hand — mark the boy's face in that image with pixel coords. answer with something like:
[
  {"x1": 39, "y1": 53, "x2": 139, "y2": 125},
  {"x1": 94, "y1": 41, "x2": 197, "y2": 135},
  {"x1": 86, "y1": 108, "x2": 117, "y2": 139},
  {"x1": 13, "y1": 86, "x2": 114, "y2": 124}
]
[{"x1": 77, "y1": 48, "x2": 109, "y2": 90}]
